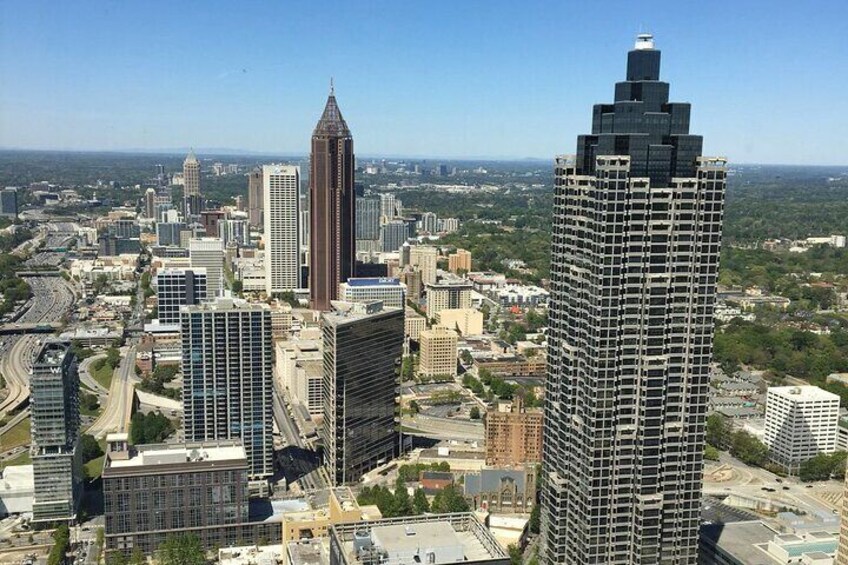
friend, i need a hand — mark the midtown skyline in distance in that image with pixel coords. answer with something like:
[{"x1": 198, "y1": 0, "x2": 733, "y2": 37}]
[{"x1": 1, "y1": 1, "x2": 847, "y2": 165}]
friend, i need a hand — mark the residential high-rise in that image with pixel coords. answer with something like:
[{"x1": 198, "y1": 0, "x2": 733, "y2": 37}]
[
  {"x1": 418, "y1": 326, "x2": 458, "y2": 378},
  {"x1": 425, "y1": 281, "x2": 472, "y2": 320},
  {"x1": 264, "y1": 165, "x2": 302, "y2": 294},
  {"x1": 180, "y1": 298, "x2": 274, "y2": 478},
  {"x1": 189, "y1": 237, "x2": 224, "y2": 299},
  {"x1": 219, "y1": 218, "x2": 250, "y2": 247},
  {"x1": 248, "y1": 167, "x2": 264, "y2": 227},
  {"x1": 309, "y1": 85, "x2": 356, "y2": 311},
  {"x1": 409, "y1": 245, "x2": 438, "y2": 286},
  {"x1": 322, "y1": 301, "x2": 403, "y2": 485},
  {"x1": 448, "y1": 249, "x2": 472, "y2": 273},
  {"x1": 419, "y1": 212, "x2": 438, "y2": 234},
  {"x1": 541, "y1": 34, "x2": 727, "y2": 564},
  {"x1": 379, "y1": 193, "x2": 396, "y2": 223},
  {"x1": 764, "y1": 386, "x2": 839, "y2": 474},
  {"x1": 144, "y1": 187, "x2": 156, "y2": 219},
  {"x1": 380, "y1": 219, "x2": 409, "y2": 253},
  {"x1": 183, "y1": 149, "x2": 202, "y2": 217},
  {"x1": 30, "y1": 340, "x2": 82, "y2": 525},
  {"x1": 355, "y1": 197, "x2": 381, "y2": 241},
  {"x1": 155, "y1": 268, "x2": 208, "y2": 325},
  {"x1": 485, "y1": 398, "x2": 543, "y2": 467}
]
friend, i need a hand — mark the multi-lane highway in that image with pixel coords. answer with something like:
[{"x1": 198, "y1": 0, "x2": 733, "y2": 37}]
[
  {"x1": 87, "y1": 346, "x2": 137, "y2": 439},
  {"x1": 0, "y1": 276, "x2": 76, "y2": 419}
]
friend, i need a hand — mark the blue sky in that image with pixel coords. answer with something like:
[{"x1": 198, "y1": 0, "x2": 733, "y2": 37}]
[{"x1": 1, "y1": 0, "x2": 846, "y2": 164}]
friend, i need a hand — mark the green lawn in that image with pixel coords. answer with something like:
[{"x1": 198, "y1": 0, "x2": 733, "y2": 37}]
[
  {"x1": 0, "y1": 416, "x2": 30, "y2": 450},
  {"x1": 83, "y1": 439, "x2": 108, "y2": 480},
  {"x1": 91, "y1": 361, "x2": 115, "y2": 389},
  {"x1": 4, "y1": 449, "x2": 31, "y2": 466}
]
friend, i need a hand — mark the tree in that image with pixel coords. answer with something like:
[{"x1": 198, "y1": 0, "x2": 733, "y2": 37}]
[
  {"x1": 528, "y1": 503, "x2": 540, "y2": 534},
  {"x1": 469, "y1": 406, "x2": 481, "y2": 420},
  {"x1": 412, "y1": 488, "x2": 430, "y2": 514},
  {"x1": 729, "y1": 431, "x2": 769, "y2": 467},
  {"x1": 799, "y1": 451, "x2": 847, "y2": 482},
  {"x1": 431, "y1": 484, "x2": 469, "y2": 514},
  {"x1": 706, "y1": 413, "x2": 731, "y2": 449},
  {"x1": 47, "y1": 524, "x2": 70, "y2": 565},
  {"x1": 508, "y1": 544, "x2": 523, "y2": 565},
  {"x1": 105, "y1": 347, "x2": 121, "y2": 369},
  {"x1": 704, "y1": 445, "x2": 721, "y2": 461},
  {"x1": 157, "y1": 534, "x2": 206, "y2": 565},
  {"x1": 81, "y1": 434, "x2": 104, "y2": 462},
  {"x1": 409, "y1": 400, "x2": 420, "y2": 414}
]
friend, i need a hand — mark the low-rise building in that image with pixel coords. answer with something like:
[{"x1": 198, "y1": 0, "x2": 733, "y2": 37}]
[
  {"x1": 339, "y1": 278, "x2": 406, "y2": 309},
  {"x1": 464, "y1": 467, "x2": 536, "y2": 514},
  {"x1": 437, "y1": 308, "x2": 484, "y2": 336},
  {"x1": 328, "y1": 513, "x2": 509, "y2": 565}
]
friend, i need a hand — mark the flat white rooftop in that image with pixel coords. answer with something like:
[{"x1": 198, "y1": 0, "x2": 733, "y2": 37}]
[
  {"x1": 768, "y1": 386, "x2": 840, "y2": 403},
  {"x1": 107, "y1": 441, "x2": 246, "y2": 469}
]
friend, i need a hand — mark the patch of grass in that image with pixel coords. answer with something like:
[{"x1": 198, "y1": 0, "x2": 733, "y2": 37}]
[
  {"x1": 83, "y1": 439, "x2": 107, "y2": 480},
  {"x1": 91, "y1": 361, "x2": 115, "y2": 389},
  {"x1": 4, "y1": 449, "x2": 31, "y2": 466},
  {"x1": 0, "y1": 416, "x2": 30, "y2": 450}
]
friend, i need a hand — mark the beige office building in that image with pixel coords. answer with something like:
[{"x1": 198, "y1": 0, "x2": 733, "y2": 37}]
[
  {"x1": 419, "y1": 326, "x2": 458, "y2": 378},
  {"x1": 436, "y1": 308, "x2": 483, "y2": 336},
  {"x1": 409, "y1": 245, "x2": 438, "y2": 286},
  {"x1": 425, "y1": 281, "x2": 472, "y2": 320},
  {"x1": 448, "y1": 249, "x2": 472, "y2": 273},
  {"x1": 405, "y1": 308, "x2": 427, "y2": 341}
]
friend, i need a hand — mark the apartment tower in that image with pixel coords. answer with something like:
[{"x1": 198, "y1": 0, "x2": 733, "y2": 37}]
[
  {"x1": 264, "y1": 164, "x2": 302, "y2": 294},
  {"x1": 309, "y1": 84, "x2": 356, "y2": 311},
  {"x1": 183, "y1": 149, "x2": 202, "y2": 217},
  {"x1": 540, "y1": 35, "x2": 727, "y2": 564},
  {"x1": 248, "y1": 166, "x2": 264, "y2": 228},
  {"x1": 180, "y1": 298, "x2": 274, "y2": 478}
]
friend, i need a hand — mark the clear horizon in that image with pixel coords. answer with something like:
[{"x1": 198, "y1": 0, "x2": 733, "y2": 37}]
[{"x1": 2, "y1": 1, "x2": 847, "y2": 165}]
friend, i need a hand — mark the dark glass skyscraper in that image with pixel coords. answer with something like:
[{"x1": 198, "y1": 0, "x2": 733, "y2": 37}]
[
  {"x1": 309, "y1": 85, "x2": 356, "y2": 311},
  {"x1": 541, "y1": 35, "x2": 727, "y2": 564}
]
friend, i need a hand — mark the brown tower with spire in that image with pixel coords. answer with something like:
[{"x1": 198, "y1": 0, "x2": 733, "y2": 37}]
[{"x1": 309, "y1": 82, "x2": 356, "y2": 311}]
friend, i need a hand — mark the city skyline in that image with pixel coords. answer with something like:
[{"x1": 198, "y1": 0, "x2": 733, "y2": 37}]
[{"x1": 1, "y1": 1, "x2": 847, "y2": 165}]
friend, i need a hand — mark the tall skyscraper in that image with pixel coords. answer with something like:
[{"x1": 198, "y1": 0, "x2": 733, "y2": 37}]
[
  {"x1": 248, "y1": 166, "x2": 263, "y2": 227},
  {"x1": 264, "y1": 165, "x2": 301, "y2": 294},
  {"x1": 180, "y1": 298, "x2": 274, "y2": 478},
  {"x1": 144, "y1": 187, "x2": 156, "y2": 219},
  {"x1": 155, "y1": 267, "x2": 207, "y2": 325},
  {"x1": 31, "y1": 340, "x2": 82, "y2": 525},
  {"x1": 189, "y1": 237, "x2": 224, "y2": 299},
  {"x1": 183, "y1": 149, "x2": 202, "y2": 217},
  {"x1": 355, "y1": 197, "x2": 381, "y2": 241},
  {"x1": 540, "y1": 35, "x2": 727, "y2": 564},
  {"x1": 309, "y1": 84, "x2": 356, "y2": 311},
  {"x1": 380, "y1": 219, "x2": 409, "y2": 253},
  {"x1": 379, "y1": 193, "x2": 397, "y2": 223},
  {"x1": 322, "y1": 301, "x2": 403, "y2": 485}
]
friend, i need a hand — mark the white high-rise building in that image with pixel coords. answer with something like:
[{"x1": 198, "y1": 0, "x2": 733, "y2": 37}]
[
  {"x1": 380, "y1": 193, "x2": 396, "y2": 224},
  {"x1": 764, "y1": 386, "x2": 840, "y2": 474},
  {"x1": 189, "y1": 237, "x2": 224, "y2": 299},
  {"x1": 263, "y1": 165, "x2": 301, "y2": 294}
]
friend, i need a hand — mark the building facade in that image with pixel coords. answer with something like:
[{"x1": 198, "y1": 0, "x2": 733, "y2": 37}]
[
  {"x1": 419, "y1": 326, "x2": 459, "y2": 378},
  {"x1": 409, "y1": 245, "x2": 438, "y2": 286},
  {"x1": 183, "y1": 149, "x2": 202, "y2": 217},
  {"x1": 189, "y1": 237, "x2": 224, "y2": 299},
  {"x1": 322, "y1": 302, "x2": 404, "y2": 485},
  {"x1": 155, "y1": 268, "x2": 207, "y2": 325},
  {"x1": 485, "y1": 398, "x2": 543, "y2": 467},
  {"x1": 264, "y1": 164, "x2": 302, "y2": 294},
  {"x1": 0, "y1": 187, "x2": 18, "y2": 218},
  {"x1": 180, "y1": 298, "x2": 274, "y2": 478},
  {"x1": 309, "y1": 87, "x2": 356, "y2": 311},
  {"x1": 448, "y1": 249, "x2": 472, "y2": 273},
  {"x1": 425, "y1": 281, "x2": 473, "y2": 320},
  {"x1": 764, "y1": 386, "x2": 840, "y2": 474},
  {"x1": 102, "y1": 438, "x2": 280, "y2": 558},
  {"x1": 541, "y1": 35, "x2": 727, "y2": 564},
  {"x1": 339, "y1": 278, "x2": 407, "y2": 309},
  {"x1": 248, "y1": 167, "x2": 263, "y2": 228},
  {"x1": 30, "y1": 341, "x2": 82, "y2": 525},
  {"x1": 355, "y1": 197, "x2": 381, "y2": 241},
  {"x1": 380, "y1": 220, "x2": 409, "y2": 253}
]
